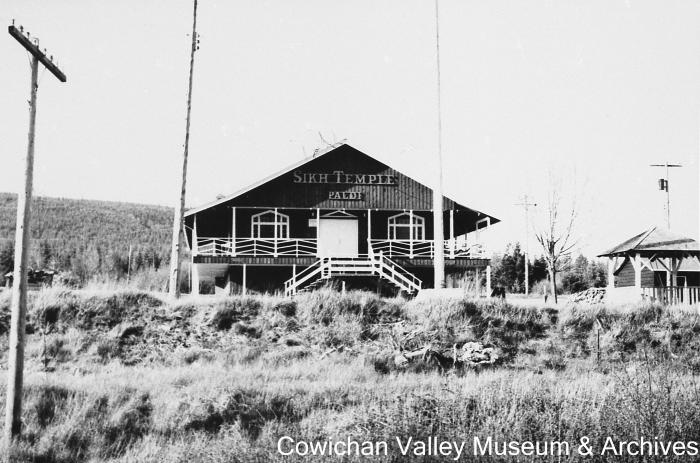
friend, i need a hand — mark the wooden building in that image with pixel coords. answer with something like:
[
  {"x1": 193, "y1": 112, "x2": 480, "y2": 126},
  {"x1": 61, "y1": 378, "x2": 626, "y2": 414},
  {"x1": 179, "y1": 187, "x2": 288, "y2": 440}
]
[
  {"x1": 599, "y1": 226, "x2": 700, "y2": 305},
  {"x1": 184, "y1": 143, "x2": 499, "y2": 296},
  {"x1": 4, "y1": 269, "x2": 56, "y2": 291}
]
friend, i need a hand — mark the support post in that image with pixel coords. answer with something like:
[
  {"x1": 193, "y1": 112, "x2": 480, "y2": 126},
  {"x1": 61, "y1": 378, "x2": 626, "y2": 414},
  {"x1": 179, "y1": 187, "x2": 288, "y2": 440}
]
[
  {"x1": 273, "y1": 208, "x2": 278, "y2": 256},
  {"x1": 191, "y1": 215, "x2": 198, "y2": 255},
  {"x1": 632, "y1": 253, "x2": 642, "y2": 295},
  {"x1": 191, "y1": 262, "x2": 200, "y2": 295},
  {"x1": 231, "y1": 207, "x2": 236, "y2": 256},
  {"x1": 242, "y1": 264, "x2": 247, "y2": 295},
  {"x1": 607, "y1": 257, "x2": 616, "y2": 289},
  {"x1": 367, "y1": 209, "x2": 372, "y2": 256},
  {"x1": 449, "y1": 209, "x2": 455, "y2": 259},
  {"x1": 292, "y1": 264, "x2": 297, "y2": 289},
  {"x1": 486, "y1": 264, "x2": 492, "y2": 297},
  {"x1": 315, "y1": 208, "x2": 320, "y2": 256},
  {"x1": 670, "y1": 257, "x2": 680, "y2": 304},
  {"x1": 409, "y1": 209, "x2": 414, "y2": 258},
  {"x1": 226, "y1": 268, "x2": 234, "y2": 295},
  {"x1": 670, "y1": 257, "x2": 679, "y2": 287}
]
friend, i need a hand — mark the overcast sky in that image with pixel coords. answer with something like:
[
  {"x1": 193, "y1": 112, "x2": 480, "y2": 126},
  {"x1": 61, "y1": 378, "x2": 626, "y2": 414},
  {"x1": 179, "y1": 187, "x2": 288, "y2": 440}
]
[{"x1": 1, "y1": 0, "x2": 698, "y2": 257}]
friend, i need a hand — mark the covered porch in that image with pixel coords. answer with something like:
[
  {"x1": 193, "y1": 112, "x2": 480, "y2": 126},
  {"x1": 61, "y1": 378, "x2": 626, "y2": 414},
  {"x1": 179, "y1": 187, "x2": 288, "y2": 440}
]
[
  {"x1": 189, "y1": 207, "x2": 491, "y2": 260},
  {"x1": 599, "y1": 227, "x2": 700, "y2": 305}
]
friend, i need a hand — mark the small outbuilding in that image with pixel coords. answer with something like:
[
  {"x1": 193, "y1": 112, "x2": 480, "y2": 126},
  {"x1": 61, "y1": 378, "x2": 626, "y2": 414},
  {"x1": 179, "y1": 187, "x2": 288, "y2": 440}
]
[
  {"x1": 598, "y1": 226, "x2": 700, "y2": 305},
  {"x1": 4, "y1": 268, "x2": 56, "y2": 291}
]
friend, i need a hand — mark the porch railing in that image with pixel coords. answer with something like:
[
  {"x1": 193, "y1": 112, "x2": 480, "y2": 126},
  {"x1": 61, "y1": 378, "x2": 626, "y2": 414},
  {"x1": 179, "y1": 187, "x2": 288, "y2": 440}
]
[
  {"x1": 196, "y1": 237, "x2": 486, "y2": 259},
  {"x1": 197, "y1": 237, "x2": 317, "y2": 257},
  {"x1": 642, "y1": 286, "x2": 700, "y2": 305},
  {"x1": 369, "y1": 239, "x2": 485, "y2": 259}
]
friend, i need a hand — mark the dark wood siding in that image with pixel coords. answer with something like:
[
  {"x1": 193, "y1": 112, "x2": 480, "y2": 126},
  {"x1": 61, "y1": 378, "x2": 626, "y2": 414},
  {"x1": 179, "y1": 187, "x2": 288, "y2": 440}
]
[
  {"x1": 615, "y1": 259, "x2": 654, "y2": 287},
  {"x1": 680, "y1": 272, "x2": 700, "y2": 286},
  {"x1": 184, "y1": 145, "x2": 497, "y2": 246},
  {"x1": 230, "y1": 145, "x2": 441, "y2": 210},
  {"x1": 615, "y1": 260, "x2": 635, "y2": 287},
  {"x1": 188, "y1": 207, "x2": 482, "y2": 243}
]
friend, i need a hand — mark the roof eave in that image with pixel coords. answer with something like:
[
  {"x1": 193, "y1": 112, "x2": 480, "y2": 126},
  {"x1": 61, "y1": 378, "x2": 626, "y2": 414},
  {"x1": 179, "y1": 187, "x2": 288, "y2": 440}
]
[{"x1": 184, "y1": 143, "x2": 502, "y2": 222}]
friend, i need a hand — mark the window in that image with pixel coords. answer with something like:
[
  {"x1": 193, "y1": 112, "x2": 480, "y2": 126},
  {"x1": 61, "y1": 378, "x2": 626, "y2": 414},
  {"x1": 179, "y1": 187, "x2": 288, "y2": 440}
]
[
  {"x1": 251, "y1": 210, "x2": 289, "y2": 238},
  {"x1": 388, "y1": 212, "x2": 424, "y2": 240}
]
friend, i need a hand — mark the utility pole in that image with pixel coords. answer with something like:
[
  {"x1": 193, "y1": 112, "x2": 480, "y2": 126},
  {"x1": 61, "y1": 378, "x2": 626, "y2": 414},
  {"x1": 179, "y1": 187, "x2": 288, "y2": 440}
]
[
  {"x1": 515, "y1": 195, "x2": 537, "y2": 295},
  {"x1": 650, "y1": 162, "x2": 682, "y2": 230},
  {"x1": 432, "y1": 0, "x2": 445, "y2": 289},
  {"x1": 169, "y1": 0, "x2": 199, "y2": 297},
  {"x1": 6, "y1": 22, "x2": 66, "y2": 445},
  {"x1": 126, "y1": 244, "x2": 133, "y2": 284}
]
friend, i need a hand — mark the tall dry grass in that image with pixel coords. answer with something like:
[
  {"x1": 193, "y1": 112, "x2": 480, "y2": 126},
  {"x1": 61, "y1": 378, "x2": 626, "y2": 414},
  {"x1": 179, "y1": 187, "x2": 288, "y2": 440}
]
[{"x1": 0, "y1": 288, "x2": 698, "y2": 461}]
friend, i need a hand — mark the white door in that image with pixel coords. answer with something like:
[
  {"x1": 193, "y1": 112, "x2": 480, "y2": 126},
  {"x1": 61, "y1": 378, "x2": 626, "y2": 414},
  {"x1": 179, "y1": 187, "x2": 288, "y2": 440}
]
[{"x1": 317, "y1": 219, "x2": 358, "y2": 257}]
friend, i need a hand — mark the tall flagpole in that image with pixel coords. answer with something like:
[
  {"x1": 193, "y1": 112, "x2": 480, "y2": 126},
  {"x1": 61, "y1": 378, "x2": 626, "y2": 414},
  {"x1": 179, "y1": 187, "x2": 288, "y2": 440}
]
[{"x1": 433, "y1": 0, "x2": 445, "y2": 289}]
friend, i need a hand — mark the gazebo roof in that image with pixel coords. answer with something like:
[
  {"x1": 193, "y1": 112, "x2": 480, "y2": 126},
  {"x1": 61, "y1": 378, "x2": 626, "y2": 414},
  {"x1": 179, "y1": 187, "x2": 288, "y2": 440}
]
[{"x1": 598, "y1": 226, "x2": 700, "y2": 257}]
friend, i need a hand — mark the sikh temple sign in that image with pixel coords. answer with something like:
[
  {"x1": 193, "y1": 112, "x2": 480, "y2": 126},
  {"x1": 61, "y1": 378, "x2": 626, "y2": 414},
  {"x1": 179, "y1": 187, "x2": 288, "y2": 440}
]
[{"x1": 293, "y1": 170, "x2": 398, "y2": 186}]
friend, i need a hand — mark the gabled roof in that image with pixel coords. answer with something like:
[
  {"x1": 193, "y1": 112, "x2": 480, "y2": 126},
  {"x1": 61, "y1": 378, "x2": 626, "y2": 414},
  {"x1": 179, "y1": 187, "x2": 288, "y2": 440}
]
[
  {"x1": 184, "y1": 142, "x2": 499, "y2": 223},
  {"x1": 598, "y1": 226, "x2": 700, "y2": 257},
  {"x1": 185, "y1": 141, "x2": 348, "y2": 216}
]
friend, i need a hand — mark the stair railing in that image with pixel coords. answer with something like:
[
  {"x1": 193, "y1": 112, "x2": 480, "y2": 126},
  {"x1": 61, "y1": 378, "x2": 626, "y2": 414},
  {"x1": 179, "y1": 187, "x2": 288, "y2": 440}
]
[{"x1": 284, "y1": 258, "x2": 328, "y2": 296}]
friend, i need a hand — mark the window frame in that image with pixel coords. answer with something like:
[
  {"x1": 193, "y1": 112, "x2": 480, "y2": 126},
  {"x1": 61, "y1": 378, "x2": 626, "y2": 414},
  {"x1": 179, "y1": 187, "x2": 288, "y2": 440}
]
[
  {"x1": 387, "y1": 212, "x2": 425, "y2": 240},
  {"x1": 251, "y1": 209, "x2": 290, "y2": 239}
]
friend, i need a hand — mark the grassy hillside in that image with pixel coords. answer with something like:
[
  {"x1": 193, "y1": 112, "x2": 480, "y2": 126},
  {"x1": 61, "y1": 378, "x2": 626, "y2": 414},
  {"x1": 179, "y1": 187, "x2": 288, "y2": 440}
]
[
  {"x1": 0, "y1": 289, "x2": 698, "y2": 462},
  {"x1": 0, "y1": 193, "x2": 172, "y2": 285}
]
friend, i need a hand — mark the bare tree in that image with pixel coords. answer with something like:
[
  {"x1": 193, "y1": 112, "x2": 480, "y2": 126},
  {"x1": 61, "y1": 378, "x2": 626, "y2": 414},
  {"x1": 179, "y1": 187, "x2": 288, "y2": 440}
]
[{"x1": 534, "y1": 176, "x2": 578, "y2": 304}]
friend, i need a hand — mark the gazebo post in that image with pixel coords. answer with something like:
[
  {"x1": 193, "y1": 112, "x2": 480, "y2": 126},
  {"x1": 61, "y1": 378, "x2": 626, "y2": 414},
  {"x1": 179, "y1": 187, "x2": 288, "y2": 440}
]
[
  {"x1": 632, "y1": 253, "x2": 642, "y2": 294},
  {"x1": 671, "y1": 257, "x2": 681, "y2": 303},
  {"x1": 607, "y1": 257, "x2": 616, "y2": 290},
  {"x1": 670, "y1": 257, "x2": 679, "y2": 287}
]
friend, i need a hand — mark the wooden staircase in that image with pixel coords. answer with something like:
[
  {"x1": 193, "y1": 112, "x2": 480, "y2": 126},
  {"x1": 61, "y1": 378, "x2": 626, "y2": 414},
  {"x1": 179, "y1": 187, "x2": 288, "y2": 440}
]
[{"x1": 284, "y1": 254, "x2": 422, "y2": 297}]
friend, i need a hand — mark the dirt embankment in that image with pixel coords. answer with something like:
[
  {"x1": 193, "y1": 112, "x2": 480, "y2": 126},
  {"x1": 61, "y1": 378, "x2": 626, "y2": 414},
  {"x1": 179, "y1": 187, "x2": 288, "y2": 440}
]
[{"x1": 1, "y1": 288, "x2": 698, "y2": 374}]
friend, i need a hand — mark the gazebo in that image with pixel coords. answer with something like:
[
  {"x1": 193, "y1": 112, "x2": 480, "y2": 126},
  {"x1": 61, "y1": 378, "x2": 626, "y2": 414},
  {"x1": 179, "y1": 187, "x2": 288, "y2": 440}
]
[{"x1": 598, "y1": 226, "x2": 700, "y2": 305}]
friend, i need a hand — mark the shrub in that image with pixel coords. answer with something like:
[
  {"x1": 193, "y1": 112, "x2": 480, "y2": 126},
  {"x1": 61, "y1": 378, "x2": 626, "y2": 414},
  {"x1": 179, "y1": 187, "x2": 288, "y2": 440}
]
[
  {"x1": 232, "y1": 322, "x2": 261, "y2": 338},
  {"x1": 209, "y1": 297, "x2": 262, "y2": 330},
  {"x1": 273, "y1": 300, "x2": 297, "y2": 317},
  {"x1": 44, "y1": 336, "x2": 72, "y2": 363},
  {"x1": 30, "y1": 385, "x2": 72, "y2": 428},
  {"x1": 96, "y1": 339, "x2": 120, "y2": 362},
  {"x1": 101, "y1": 393, "x2": 153, "y2": 456}
]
